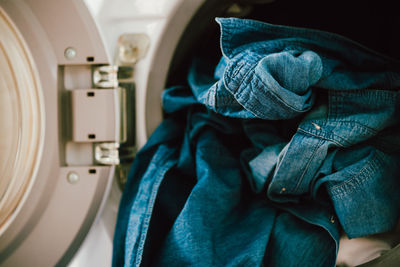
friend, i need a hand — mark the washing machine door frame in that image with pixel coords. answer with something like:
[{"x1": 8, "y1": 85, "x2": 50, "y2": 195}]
[{"x1": 0, "y1": 0, "x2": 119, "y2": 266}]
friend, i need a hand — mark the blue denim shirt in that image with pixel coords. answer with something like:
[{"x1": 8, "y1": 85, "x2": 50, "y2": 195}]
[
  {"x1": 113, "y1": 18, "x2": 400, "y2": 267},
  {"x1": 189, "y1": 18, "x2": 400, "y2": 238}
]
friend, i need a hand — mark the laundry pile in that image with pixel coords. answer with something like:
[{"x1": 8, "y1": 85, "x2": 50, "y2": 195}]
[{"x1": 113, "y1": 18, "x2": 400, "y2": 267}]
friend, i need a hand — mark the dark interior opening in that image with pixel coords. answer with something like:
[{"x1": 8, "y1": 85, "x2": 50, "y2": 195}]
[{"x1": 166, "y1": 0, "x2": 400, "y2": 87}]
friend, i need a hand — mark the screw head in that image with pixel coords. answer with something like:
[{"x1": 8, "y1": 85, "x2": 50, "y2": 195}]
[
  {"x1": 64, "y1": 47, "x2": 77, "y2": 60},
  {"x1": 67, "y1": 172, "x2": 79, "y2": 184}
]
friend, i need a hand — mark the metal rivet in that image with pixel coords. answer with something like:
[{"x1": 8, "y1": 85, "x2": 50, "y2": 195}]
[
  {"x1": 330, "y1": 216, "x2": 335, "y2": 224},
  {"x1": 312, "y1": 122, "x2": 321, "y2": 130},
  {"x1": 64, "y1": 47, "x2": 77, "y2": 60},
  {"x1": 67, "y1": 172, "x2": 80, "y2": 184},
  {"x1": 280, "y1": 187, "x2": 286, "y2": 193}
]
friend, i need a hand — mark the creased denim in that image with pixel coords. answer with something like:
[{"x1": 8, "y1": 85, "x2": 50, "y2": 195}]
[
  {"x1": 190, "y1": 18, "x2": 400, "y2": 120},
  {"x1": 113, "y1": 17, "x2": 400, "y2": 267}
]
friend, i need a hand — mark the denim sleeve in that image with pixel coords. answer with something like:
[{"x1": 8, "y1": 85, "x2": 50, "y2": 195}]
[{"x1": 187, "y1": 18, "x2": 400, "y2": 120}]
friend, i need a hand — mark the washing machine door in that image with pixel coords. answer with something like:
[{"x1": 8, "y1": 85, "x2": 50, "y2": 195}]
[{"x1": 0, "y1": 0, "x2": 120, "y2": 266}]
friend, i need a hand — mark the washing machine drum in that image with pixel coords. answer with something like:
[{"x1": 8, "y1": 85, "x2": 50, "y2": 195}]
[
  {"x1": 1, "y1": 0, "x2": 399, "y2": 266},
  {"x1": 0, "y1": 1, "x2": 118, "y2": 266}
]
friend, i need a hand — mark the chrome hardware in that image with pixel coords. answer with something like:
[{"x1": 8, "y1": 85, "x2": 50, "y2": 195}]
[
  {"x1": 94, "y1": 142, "x2": 120, "y2": 165},
  {"x1": 93, "y1": 65, "x2": 118, "y2": 88}
]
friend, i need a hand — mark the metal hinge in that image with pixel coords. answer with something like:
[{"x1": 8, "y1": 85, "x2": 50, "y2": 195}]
[{"x1": 88, "y1": 33, "x2": 150, "y2": 188}]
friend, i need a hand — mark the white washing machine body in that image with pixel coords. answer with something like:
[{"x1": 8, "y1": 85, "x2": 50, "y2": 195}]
[{"x1": 0, "y1": 0, "x2": 207, "y2": 266}]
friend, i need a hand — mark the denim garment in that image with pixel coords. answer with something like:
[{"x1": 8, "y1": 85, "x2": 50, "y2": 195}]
[
  {"x1": 190, "y1": 18, "x2": 400, "y2": 120},
  {"x1": 113, "y1": 18, "x2": 400, "y2": 267},
  {"x1": 113, "y1": 100, "x2": 338, "y2": 267},
  {"x1": 189, "y1": 17, "x2": 400, "y2": 238},
  {"x1": 112, "y1": 115, "x2": 184, "y2": 266}
]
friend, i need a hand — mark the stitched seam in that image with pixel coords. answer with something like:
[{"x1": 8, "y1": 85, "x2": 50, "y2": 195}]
[
  {"x1": 231, "y1": 67, "x2": 310, "y2": 118},
  {"x1": 228, "y1": 65, "x2": 257, "y2": 101},
  {"x1": 226, "y1": 54, "x2": 261, "y2": 94},
  {"x1": 299, "y1": 123, "x2": 375, "y2": 145},
  {"x1": 135, "y1": 162, "x2": 174, "y2": 266},
  {"x1": 206, "y1": 84, "x2": 215, "y2": 109},
  {"x1": 225, "y1": 46, "x2": 315, "y2": 114},
  {"x1": 298, "y1": 128, "x2": 346, "y2": 147},
  {"x1": 252, "y1": 69, "x2": 311, "y2": 112},
  {"x1": 216, "y1": 95, "x2": 240, "y2": 105},
  {"x1": 300, "y1": 120, "x2": 377, "y2": 146},
  {"x1": 131, "y1": 147, "x2": 176, "y2": 267},
  {"x1": 274, "y1": 145, "x2": 289, "y2": 181},
  {"x1": 231, "y1": 58, "x2": 249, "y2": 77},
  {"x1": 293, "y1": 139, "x2": 324, "y2": 193},
  {"x1": 330, "y1": 89, "x2": 398, "y2": 100},
  {"x1": 328, "y1": 92, "x2": 394, "y2": 133},
  {"x1": 238, "y1": 77, "x2": 297, "y2": 118},
  {"x1": 329, "y1": 152, "x2": 380, "y2": 194},
  {"x1": 337, "y1": 121, "x2": 377, "y2": 135}
]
